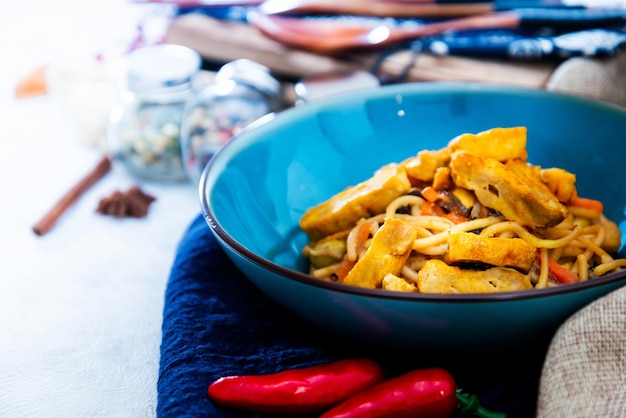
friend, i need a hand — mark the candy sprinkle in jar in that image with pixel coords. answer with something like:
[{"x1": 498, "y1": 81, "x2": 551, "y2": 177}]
[{"x1": 180, "y1": 59, "x2": 283, "y2": 183}]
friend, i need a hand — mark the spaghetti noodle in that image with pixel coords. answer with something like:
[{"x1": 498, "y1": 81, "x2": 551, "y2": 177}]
[{"x1": 299, "y1": 127, "x2": 625, "y2": 293}]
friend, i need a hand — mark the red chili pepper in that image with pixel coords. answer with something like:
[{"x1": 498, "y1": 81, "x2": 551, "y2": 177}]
[
  {"x1": 207, "y1": 358, "x2": 384, "y2": 415},
  {"x1": 319, "y1": 367, "x2": 458, "y2": 418}
]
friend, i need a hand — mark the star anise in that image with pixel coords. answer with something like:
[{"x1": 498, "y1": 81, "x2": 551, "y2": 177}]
[{"x1": 96, "y1": 186, "x2": 156, "y2": 218}]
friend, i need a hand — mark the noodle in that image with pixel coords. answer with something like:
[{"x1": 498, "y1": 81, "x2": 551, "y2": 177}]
[
  {"x1": 595, "y1": 259, "x2": 626, "y2": 276},
  {"x1": 567, "y1": 206, "x2": 602, "y2": 221},
  {"x1": 536, "y1": 248, "x2": 550, "y2": 289},
  {"x1": 311, "y1": 263, "x2": 341, "y2": 279},
  {"x1": 575, "y1": 235, "x2": 613, "y2": 263},
  {"x1": 479, "y1": 222, "x2": 582, "y2": 249},
  {"x1": 384, "y1": 195, "x2": 426, "y2": 219},
  {"x1": 411, "y1": 217, "x2": 504, "y2": 251},
  {"x1": 401, "y1": 265, "x2": 420, "y2": 283},
  {"x1": 577, "y1": 254, "x2": 589, "y2": 281}
]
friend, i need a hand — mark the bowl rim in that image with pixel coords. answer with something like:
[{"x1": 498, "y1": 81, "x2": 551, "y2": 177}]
[{"x1": 200, "y1": 81, "x2": 626, "y2": 303}]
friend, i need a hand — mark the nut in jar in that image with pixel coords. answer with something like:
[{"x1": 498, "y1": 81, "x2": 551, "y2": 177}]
[{"x1": 108, "y1": 44, "x2": 201, "y2": 182}]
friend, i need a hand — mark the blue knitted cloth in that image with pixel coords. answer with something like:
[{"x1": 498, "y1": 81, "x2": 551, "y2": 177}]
[{"x1": 157, "y1": 214, "x2": 546, "y2": 418}]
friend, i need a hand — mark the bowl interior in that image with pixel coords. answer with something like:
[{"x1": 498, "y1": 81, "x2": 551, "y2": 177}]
[{"x1": 202, "y1": 82, "x2": 626, "y2": 284}]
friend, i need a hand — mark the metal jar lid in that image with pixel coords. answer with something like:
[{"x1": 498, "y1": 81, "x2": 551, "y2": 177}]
[
  {"x1": 215, "y1": 59, "x2": 282, "y2": 106},
  {"x1": 126, "y1": 44, "x2": 201, "y2": 94}
]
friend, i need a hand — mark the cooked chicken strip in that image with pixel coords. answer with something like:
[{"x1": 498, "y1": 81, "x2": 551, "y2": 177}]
[
  {"x1": 417, "y1": 259, "x2": 533, "y2": 294},
  {"x1": 402, "y1": 148, "x2": 451, "y2": 183},
  {"x1": 541, "y1": 167, "x2": 577, "y2": 203},
  {"x1": 446, "y1": 231, "x2": 536, "y2": 273},
  {"x1": 450, "y1": 152, "x2": 568, "y2": 228},
  {"x1": 382, "y1": 273, "x2": 418, "y2": 292},
  {"x1": 447, "y1": 126, "x2": 528, "y2": 162},
  {"x1": 343, "y1": 218, "x2": 417, "y2": 289},
  {"x1": 300, "y1": 163, "x2": 412, "y2": 241}
]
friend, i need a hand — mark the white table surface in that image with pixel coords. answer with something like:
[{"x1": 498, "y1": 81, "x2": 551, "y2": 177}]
[{"x1": 0, "y1": 1, "x2": 201, "y2": 416}]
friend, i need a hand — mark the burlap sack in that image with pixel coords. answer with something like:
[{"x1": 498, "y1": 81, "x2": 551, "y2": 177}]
[
  {"x1": 546, "y1": 51, "x2": 626, "y2": 107},
  {"x1": 537, "y1": 286, "x2": 626, "y2": 417}
]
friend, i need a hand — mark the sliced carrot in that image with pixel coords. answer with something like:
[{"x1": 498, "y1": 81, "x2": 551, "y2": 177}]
[
  {"x1": 445, "y1": 212, "x2": 470, "y2": 224},
  {"x1": 420, "y1": 190, "x2": 468, "y2": 223},
  {"x1": 432, "y1": 204, "x2": 448, "y2": 218},
  {"x1": 537, "y1": 253, "x2": 579, "y2": 284},
  {"x1": 334, "y1": 256, "x2": 356, "y2": 282},
  {"x1": 420, "y1": 186, "x2": 441, "y2": 203},
  {"x1": 570, "y1": 197, "x2": 604, "y2": 213},
  {"x1": 420, "y1": 201, "x2": 435, "y2": 216},
  {"x1": 548, "y1": 258, "x2": 579, "y2": 284},
  {"x1": 354, "y1": 221, "x2": 373, "y2": 255}
]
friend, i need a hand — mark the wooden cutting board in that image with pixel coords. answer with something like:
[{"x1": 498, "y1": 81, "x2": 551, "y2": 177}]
[{"x1": 165, "y1": 14, "x2": 559, "y2": 92}]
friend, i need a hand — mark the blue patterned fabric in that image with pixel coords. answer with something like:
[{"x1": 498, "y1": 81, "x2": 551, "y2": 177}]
[
  {"x1": 424, "y1": 27, "x2": 626, "y2": 59},
  {"x1": 157, "y1": 214, "x2": 550, "y2": 417},
  {"x1": 176, "y1": 6, "x2": 626, "y2": 60}
]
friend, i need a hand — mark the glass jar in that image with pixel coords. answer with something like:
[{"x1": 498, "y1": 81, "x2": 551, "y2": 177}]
[
  {"x1": 107, "y1": 44, "x2": 201, "y2": 182},
  {"x1": 180, "y1": 59, "x2": 283, "y2": 182}
]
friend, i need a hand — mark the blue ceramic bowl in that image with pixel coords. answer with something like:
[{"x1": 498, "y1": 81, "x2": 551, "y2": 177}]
[{"x1": 200, "y1": 82, "x2": 626, "y2": 352}]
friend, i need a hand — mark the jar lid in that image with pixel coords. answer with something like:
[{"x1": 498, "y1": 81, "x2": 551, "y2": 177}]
[
  {"x1": 126, "y1": 44, "x2": 201, "y2": 93},
  {"x1": 215, "y1": 59, "x2": 281, "y2": 100}
]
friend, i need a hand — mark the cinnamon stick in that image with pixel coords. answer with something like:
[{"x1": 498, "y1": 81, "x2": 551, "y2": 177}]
[{"x1": 32, "y1": 156, "x2": 112, "y2": 236}]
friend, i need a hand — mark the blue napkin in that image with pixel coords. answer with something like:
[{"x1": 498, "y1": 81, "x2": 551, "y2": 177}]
[{"x1": 157, "y1": 214, "x2": 548, "y2": 418}]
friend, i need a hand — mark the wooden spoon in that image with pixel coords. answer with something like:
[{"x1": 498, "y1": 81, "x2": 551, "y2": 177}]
[
  {"x1": 258, "y1": 0, "x2": 495, "y2": 18},
  {"x1": 247, "y1": 10, "x2": 521, "y2": 54}
]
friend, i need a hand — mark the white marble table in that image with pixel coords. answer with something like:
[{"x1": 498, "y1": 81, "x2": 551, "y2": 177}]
[
  {"x1": 0, "y1": 1, "x2": 201, "y2": 416},
  {"x1": 4, "y1": 2, "x2": 626, "y2": 417}
]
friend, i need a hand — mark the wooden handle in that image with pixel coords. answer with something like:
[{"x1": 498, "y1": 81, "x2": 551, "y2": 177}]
[{"x1": 260, "y1": 0, "x2": 494, "y2": 18}]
